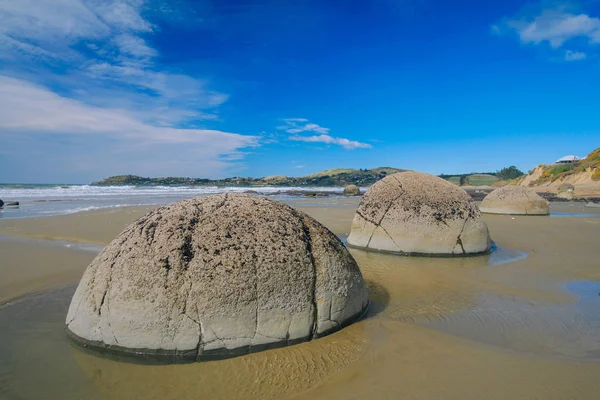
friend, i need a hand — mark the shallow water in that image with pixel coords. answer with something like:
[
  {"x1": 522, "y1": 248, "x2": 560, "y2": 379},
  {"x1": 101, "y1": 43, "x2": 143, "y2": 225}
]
[
  {"x1": 1, "y1": 244, "x2": 598, "y2": 400},
  {"x1": 1, "y1": 203, "x2": 600, "y2": 399},
  {"x1": 0, "y1": 185, "x2": 346, "y2": 219}
]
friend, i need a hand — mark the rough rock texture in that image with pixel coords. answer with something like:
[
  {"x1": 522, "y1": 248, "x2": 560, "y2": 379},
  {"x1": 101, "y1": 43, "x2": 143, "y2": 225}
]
[
  {"x1": 347, "y1": 172, "x2": 491, "y2": 255},
  {"x1": 66, "y1": 194, "x2": 368, "y2": 361},
  {"x1": 480, "y1": 186, "x2": 550, "y2": 215},
  {"x1": 343, "y1": 185, "x2": 361, "y2": 196}
]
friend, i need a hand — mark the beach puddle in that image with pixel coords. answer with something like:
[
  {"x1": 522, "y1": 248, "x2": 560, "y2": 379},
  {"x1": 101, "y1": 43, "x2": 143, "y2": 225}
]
[
  {"x1": 410, "y1": 280, "x2": 600, "y2": 361},
  {"x1": 550, "y1": 212, "x2": 600, "y2": 218}
]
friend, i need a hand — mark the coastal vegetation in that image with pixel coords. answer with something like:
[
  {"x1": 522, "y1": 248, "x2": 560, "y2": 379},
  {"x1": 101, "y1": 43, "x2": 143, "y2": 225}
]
[
  {"x1": 92, "y1": 168, "x2": 407, "y2": 187},
  {"x1": 95, "y1": 167, "x2": 519, "y2": 188},
  {"x1": 495, "y1": 166, "x2": 525, "y2": 181},
  {"x1": 441, "y1": 173, "x2": 500, "y2": 186},
  {"x1": 531, "y1": 147, "x2": 600, "y2": 185}
]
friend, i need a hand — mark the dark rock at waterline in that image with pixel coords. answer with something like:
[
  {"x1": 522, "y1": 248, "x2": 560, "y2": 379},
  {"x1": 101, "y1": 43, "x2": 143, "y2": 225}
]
[
  {"x1": 537, "y1": 193, "x2": 600, "y2": 203},
  {"x1": 263, "y1": 190, "x2": 339, "y2": 197},
  {"x1": 5, "y1": 201, "x2": 19, "y2": 206},
  {"x1": 0, "y1": 199, "x2": 3, "y2": 208},
  {"x1": 463, "y1": 189, "x2": 493, "y2": 202}
]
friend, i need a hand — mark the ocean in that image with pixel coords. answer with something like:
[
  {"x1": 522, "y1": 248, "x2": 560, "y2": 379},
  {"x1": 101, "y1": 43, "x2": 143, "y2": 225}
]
[{"x1": 0, "y1": 184, "x2": 345, "y2": 219}]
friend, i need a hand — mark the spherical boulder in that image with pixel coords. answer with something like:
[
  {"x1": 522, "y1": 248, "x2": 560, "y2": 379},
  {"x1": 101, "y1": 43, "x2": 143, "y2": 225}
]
[
  {"x1": 558, "y1": 183, "x2": 574, "y2": 193},
  {"x1": 66, "y1": 194, "x2": 368, "y2": 361},
  {"x1": 343, "y1": 185, "x2": 361, "y2": 196},
  {"x1": 347, "y1": 171, "x2": 491, "y2": 255},
  {"x1": 480, "y1": 186, "x2": 549, "y2": 215}
]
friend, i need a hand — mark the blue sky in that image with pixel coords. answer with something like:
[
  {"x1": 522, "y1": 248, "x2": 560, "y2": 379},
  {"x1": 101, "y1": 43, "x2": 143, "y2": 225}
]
[{"x1": 0, "y1": 0, "x2": 599, "y2": 183}]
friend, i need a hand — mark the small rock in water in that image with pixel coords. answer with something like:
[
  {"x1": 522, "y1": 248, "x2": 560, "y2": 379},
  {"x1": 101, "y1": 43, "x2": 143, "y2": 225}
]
[
  {"x1": 5, "y1": 201, "x2": 19, "y2": 206},
  {"x1": 343, "y1": 184, "x2": 361, "y2": 196},
  {"x1": 0, "y1": 199, "x2": 3, "y2": 208}
]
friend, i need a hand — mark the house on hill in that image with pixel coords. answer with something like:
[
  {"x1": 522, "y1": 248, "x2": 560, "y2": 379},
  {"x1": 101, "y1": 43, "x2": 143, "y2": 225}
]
[{"x1": 555, "y1": 155, "x2": 583, "y2": 164}]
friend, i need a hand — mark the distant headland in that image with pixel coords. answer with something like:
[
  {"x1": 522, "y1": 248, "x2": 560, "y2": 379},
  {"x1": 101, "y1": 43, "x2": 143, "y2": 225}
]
[{"x1": 91, "y1": 167, "x2": 519, "y2": 188}]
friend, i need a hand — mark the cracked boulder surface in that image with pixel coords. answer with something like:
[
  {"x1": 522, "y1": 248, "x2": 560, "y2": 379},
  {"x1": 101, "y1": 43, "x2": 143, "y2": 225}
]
[
  {"x1": 480, "y1": 186, "x2": 550, "y2": 215},
  {"x1": 347, "y1": 171, "x2": 491, "y2": 255},
  {"x1": 343, "y1": 185, "x2": 361, "y2": 196},
  {"x1": 65, "y1": 194, "x2": 368, "y2": 361}
]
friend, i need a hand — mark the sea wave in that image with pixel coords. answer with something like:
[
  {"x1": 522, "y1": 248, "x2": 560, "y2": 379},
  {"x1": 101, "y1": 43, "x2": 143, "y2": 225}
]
[{"x1": 0, "y1": 185, "x2": 344, "y2": 199}]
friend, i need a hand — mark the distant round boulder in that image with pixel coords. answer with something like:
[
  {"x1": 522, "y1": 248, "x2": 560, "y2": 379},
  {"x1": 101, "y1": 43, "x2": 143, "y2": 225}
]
[
  {"x1": 480, "y1": 186, "x2": 549, "y2": 215},
  {"x1": 347, "y1": 171, "x2": 491, "y2": 255},
  {"x1": 66, "y1": 194, "x2": 368, "y2": 361},
  {"x1": 343, "y1": 185, "x2": 361, "y2": 196},
  {"x1": 556, "y1": 191, "x2": 575, "y2": 200},
  {"x1": 558, "y1": 183, "x2": 574, "y2": 193},
  {"x1": 0, "y1": 199, "x2": 3, "y2": 208}
]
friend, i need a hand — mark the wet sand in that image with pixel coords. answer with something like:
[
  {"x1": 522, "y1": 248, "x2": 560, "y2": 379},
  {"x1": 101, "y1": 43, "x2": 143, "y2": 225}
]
[{"x1": 1, "y1": 200, "x2": 600, "y2": 399}]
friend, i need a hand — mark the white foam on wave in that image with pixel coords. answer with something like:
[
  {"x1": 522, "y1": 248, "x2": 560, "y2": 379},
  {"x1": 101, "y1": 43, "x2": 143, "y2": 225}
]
[
  {"x1": 35, "y1": 203, "x2": 159, "y2": 216},
  {"x1": 0, "y1": 185, "x2": 343, "y2": 199}
]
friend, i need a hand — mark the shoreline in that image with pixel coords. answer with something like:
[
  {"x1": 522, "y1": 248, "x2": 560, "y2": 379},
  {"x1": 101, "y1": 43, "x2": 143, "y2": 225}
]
[
  {"x1": 1, "y1": 200, "x2": 599, "y2": 307},
  {"x1": 2, "y1": 196, "x2": 600, "y2": 399}
]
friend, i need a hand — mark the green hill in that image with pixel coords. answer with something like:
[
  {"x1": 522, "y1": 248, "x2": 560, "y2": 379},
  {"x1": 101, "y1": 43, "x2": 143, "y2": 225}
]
[{"x1": 92, "y1": 167, "x2": 407, "y2": 187}]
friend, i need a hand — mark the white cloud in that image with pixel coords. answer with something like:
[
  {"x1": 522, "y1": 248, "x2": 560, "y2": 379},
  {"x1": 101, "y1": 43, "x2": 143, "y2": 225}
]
[
  {"x1": 289, "y1": 134, "x2": 372, "y2": 150},
  {"x1": 113, "y1": 33, "x2": 157, "y2": 59},
  {"x1": 508, "y1": 11, "x2": 600, "y2": 48},
  {"x1": 279, "y1": 118, "x2": 371, "y2": 150},
  {"x1": 0, "y1": 0, "x2": 257, "y2": 177},
  {"x1": 0, "y1": 76, "x2": 258, "y2": 148},
  {"x1": 279, "y1": 119, "x2": 330, "y2": 134},
  {"x1": 565, "y1": 49, "x2": 586, "y2": 61},
  {"x1": 0, "y1": 0, "x2": 227, "y2": 123},
  {"x1": 495, "y1": 7, "x2": 600, "y2": 62}
]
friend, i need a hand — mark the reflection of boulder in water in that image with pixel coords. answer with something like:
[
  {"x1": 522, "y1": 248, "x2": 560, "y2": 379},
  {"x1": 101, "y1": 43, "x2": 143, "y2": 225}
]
[
  {"x1": 347, "y1": 171, "x2": 491, "y2": 255},
  {"x1": 71, "y1": 321, "x2": 369, "y2": 400},
  {"x1": 480, "y1": 186, "x2": 550, "y2": 215},
  {"x1": 66, "y1": 194, "x2": 368, "y2": 361}
]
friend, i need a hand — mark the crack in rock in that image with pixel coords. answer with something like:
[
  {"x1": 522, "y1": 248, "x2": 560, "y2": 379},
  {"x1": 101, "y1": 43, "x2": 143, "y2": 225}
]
[
  {"x1": 363, "y1": 180, "x2": 405, "y2": 248},
  {"x1": 454, "y1": 219, "x2": 468, "y2": 254},
  {"x1": 300, "y1": 217, "x2": 319, "y2": 340}
]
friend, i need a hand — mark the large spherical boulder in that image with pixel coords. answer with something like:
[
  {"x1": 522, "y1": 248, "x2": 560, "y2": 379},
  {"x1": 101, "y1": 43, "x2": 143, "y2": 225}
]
[
  {"x1": 66, "y1": 194, "x2": 368, "y2": 361},
  {"x1": 480, "y1": 186, "x2": 549, "y2": 215},
  {"x1": 343, "y1": 185, "x2": 361, "y2": 196},
  {"x1": 347, "y1": 171, "x2": 491, "y2": 255}
]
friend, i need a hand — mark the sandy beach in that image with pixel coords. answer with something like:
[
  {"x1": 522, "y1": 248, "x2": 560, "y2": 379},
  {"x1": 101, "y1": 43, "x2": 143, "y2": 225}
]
[{"x1": 1, "y1": 199, "x2": 600, "y2": 399}]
